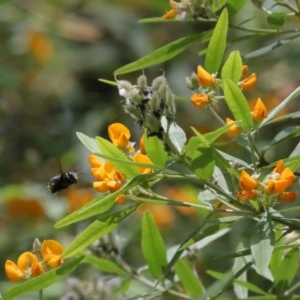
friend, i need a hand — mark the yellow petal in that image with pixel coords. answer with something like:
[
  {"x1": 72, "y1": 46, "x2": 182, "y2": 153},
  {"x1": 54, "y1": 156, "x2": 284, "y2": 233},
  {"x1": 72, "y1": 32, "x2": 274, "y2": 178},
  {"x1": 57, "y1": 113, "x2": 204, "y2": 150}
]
[
  {"x1": 191, "y1": 93, "x2": 210, "y2": 107},
  {"x1": 240, "y1": 73, "x2": 257, "y2": 91},
  {"x1": 197, "y1": 65, "x2": 216, "y2": 86},
  {"x1": 132, "y1": 153, "x2": 154, "y2": 174},
  {"x1": 251, "y1": 98, "x2": 268, "y2": 122},
  {"x1": 108, "y1": 123, "x2": 131, "y2": 148},
  {"x1": 240, "y1": 170, "x2": 258, "y2": 191},
  {"x1": 5, "y1": 260, "x2": 24, "y2": 282}
]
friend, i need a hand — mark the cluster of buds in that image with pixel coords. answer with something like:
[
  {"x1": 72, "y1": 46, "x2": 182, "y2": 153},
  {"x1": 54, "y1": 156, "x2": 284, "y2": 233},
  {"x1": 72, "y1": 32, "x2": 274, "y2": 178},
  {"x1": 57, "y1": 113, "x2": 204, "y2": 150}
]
[
  {"x1": 163, "y1": 0, "x2": 215, "y2": 20},
  {"x1": 237, "y1": 160, "x2": 297, "y2": 204},
  {"x1": 117, "y1": 74, "x2": 176, "y2": 139},
  {"x1": 5, "y1": 239, "x2": 64, "y2": 282}
]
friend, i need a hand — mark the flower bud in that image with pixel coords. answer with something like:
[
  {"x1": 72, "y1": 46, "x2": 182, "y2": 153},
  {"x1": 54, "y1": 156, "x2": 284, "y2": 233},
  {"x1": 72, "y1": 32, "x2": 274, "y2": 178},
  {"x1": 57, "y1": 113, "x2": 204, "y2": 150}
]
[
  {"x1": 152, "y1": 75, "x2": 166, "y2": 90},
  {"x1": 137, "y1": 74, "x2": 148, "y2": 91}
]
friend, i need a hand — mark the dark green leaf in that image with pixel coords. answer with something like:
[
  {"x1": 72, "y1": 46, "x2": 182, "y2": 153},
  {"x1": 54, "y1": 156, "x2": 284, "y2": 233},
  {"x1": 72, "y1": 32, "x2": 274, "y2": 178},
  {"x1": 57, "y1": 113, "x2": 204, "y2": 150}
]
[
  {"x1": 267, "y1": 13, "x2": 286, "y2": 29},
  {"x1": 141, "y1": 211, "x2": 167, "y2": 278},
  {"x1": 114, "y1": 34, "x2": 205, "y2": 75},
  {"x1": 205, "y1": 8, "x2": 228, "y2": 73}
]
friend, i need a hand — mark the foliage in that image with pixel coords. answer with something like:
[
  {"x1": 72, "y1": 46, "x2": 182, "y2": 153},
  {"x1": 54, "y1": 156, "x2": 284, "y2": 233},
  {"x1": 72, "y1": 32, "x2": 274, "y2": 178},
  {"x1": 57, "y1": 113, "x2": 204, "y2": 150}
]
[{"x1": 2, "y1": 0, "x2": 300, "y2": 299}]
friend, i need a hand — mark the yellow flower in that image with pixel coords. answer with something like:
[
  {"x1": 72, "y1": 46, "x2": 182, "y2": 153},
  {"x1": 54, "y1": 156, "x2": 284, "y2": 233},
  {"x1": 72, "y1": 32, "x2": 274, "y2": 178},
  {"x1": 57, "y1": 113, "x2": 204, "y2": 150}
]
[
  {"x1": 197, "y1": 65, "x2": 216, "y2": 86},
  {"x1": 241, "y1": 65, "x2": 248, "y2": 79},
  {"x1": 191, "y1": 93, "x2": 210, "y2": 107},
  {"x1": 108, "y1": 123, "x2": 131, "y2": 149},
  {"x1": 240, "y1": 73, "x2": 257, "y2": 91},
  {"x1": 279, "y1": 191, "x2": 298, "y2": 203},
  {"x1": 239, "y1": 170, "x2": 258, "y2": 191},
  {"x1": 5, "y1": 252, "x2": 43, "y2": 282},
  {"x1": 226, "y1": 117, "x2": 240, "y2": 137},
  {"x1": 115, "y1": 194, "x2": 127, "y2": 205},
  {"x1": 132, "y1": 153, "x2": 154, "y2": 174},
  {"x1": 251, "y1": 98, "x2": 268, "y2": 122},
  {"x1": 41, "y1": 240, "x2": 64, "y2": 268},
  {"x1": 139, "y1": 134, "x2": 146, "y2": 154}
]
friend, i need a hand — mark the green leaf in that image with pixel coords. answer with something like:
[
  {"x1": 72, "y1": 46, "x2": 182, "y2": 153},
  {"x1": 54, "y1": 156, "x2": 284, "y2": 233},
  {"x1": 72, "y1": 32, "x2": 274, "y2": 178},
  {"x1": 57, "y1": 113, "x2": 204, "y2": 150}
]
[
  {"x1": 221, "y1": 50, "x2": 242, "y2": 83},
  {"x1": 96, "y1": 137, "x2": 139, "y2": 178},
  {"x1": 250, "y1": 215, "x2": 275, "y2": 280},
  {"x1": 3, "y1": 256, "x2": 84, "y2": 300},
  {"x1": 83, "y1": 253, "x2": 128, "y2": 275},
  {"x1": 267, "y1": 12, "x2": 286, "y2": 29},
  {"x1": 174, "y1": 258, "x2": 204, "y2": 298},
  {"x1": 114, "y1": 34, "x2": 204, "y2": 75},
  {"x1": 205, "y1": 8, "x2": 228, "y2": 73},
  {"x1": 63, "y1": 205, "x2": 139, "y2": 258},
  {"x1": 272, "y1": 248, "x2": 299, "y2": 293},
  {"x1": 141, "y1": 211, "x2": 167, "y2": 278},
  {"x1": 223, "y1": 79, "x2": 253, "y2": 132},
  {"x1": 228, "y1": 0, "x2": 247, "y2": 14},
  {"x1": 77, "y1": 132, "x2": 99, "y2": 153},
  {"x1": 144, "y1": 135, "x2": 168, "y2": 167}
]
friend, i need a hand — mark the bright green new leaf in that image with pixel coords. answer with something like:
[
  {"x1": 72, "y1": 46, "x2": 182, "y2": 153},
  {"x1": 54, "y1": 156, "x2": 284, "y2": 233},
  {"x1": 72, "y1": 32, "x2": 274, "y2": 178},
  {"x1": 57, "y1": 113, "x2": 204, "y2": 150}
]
[
  {"x1": 114, "y1": 34, "x2": 204, "y2": 75},
  {"x1": 96, "y1": 137, "x2": 139, "y2": 178},
  {"x1": 221, "y1": 50, "x2": 242, "y2": 83},
  {"x1": 77, "y1": 132, "x2": 100, "y2": 153},
  {"x1": 250, "y1": 215, "x2": 275, "y2": 280},
  {"x1": 141, "y1": 211, "x2": 167, "y2": 278},
  {"x1": 3, "y1": 256, "x2": 84, "y2": 300},
  {"x1": 144, "y1": 135, "x2": 168, "y2": 167},
  {"x1": 174, "y1": 258, "x2": 204, "y2": 298},
  {"x1": 223, "y1": 79, "x2": 253, "y2": 132},
  {"x1": 63, "y1": 205, "x2": 139, "y2": 258},
  {"x1": 205, "y1": 8, "x2": 228, "y2": 73},
  {"x1": 83, "y1": 253, "x2": 129, "y2": 275}
]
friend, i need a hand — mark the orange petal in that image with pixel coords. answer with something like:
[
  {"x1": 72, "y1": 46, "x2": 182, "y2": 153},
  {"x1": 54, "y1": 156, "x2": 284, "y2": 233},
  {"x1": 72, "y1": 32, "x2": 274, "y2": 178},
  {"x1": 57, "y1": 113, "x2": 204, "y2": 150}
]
[
  {"x1": 108, "y1": 123, "x2": 131, "y2": 148},
  {"x1": 251, "y1": 98, "x2": 268, "y2": 122},
  {"x1": 273, "y1": 160, "x2": 284, "y2": 174},
  {"x1": 240, "y1": 73, "x2": 257, "y2": 91},
  {"x1": 191, "y1": 93, "x2": 210, "y2": 107},
  {"x1": 41, "y1": 240, "x2": 64, "y2": 268},
  {"x1": 197, "y1": 65, "x2": 216, "y2": 86},
  {"x1": 279, "y1": 191, "x2": 298, "y2": 203},
  {"x1": 132, "y1": 153, "x2": 154, "y2": 174},
  {"x1": 280, "y1": 167, "x2": 295, "y2": 187},
  {"x1": 88, "y1": 154, "x2": 102, "y2": 168},
  {"x1": 5, "y1": 260, "x2": 24, "y2": 282},
  {"x1": 240, "y1": 170, "x2": 258, "y2": 191},
  {"x1": 226, "y1": 118, "x2": 240, "y2": 137}
]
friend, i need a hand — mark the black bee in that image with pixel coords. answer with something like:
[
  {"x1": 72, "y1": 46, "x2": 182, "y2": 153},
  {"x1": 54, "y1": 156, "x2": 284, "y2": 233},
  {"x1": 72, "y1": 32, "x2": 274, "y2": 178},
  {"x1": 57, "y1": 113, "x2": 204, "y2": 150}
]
[{"x1": 47, "y1": 171, "x2": 78, "y2": 193}]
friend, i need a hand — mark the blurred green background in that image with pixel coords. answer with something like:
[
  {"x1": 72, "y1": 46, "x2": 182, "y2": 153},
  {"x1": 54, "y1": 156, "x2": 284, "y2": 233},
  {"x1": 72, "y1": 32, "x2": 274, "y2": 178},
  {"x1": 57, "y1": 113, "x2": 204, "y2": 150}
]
[{"x1": 1, "y1": 0, "x2": 300, "y2": 298}]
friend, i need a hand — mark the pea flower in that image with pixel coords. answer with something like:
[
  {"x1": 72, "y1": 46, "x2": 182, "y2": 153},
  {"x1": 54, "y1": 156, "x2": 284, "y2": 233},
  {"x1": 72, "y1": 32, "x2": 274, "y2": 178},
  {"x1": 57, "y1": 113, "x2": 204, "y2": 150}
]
[
  {"x1": 251, "y1": 98, "x2": 268, "y2": 122},
  {"x1": 5, "y1": 252, "x2": 44, "y2": 282},
  {"x1": 132, "y1": 153, "x2": 154, "y2": 174},
  {"x1": 89, "y1": 155, "x2": 126, "y2": 193},
  {"x1": 191, "y1": 93, "x2": 210, "y2": 107},
  {"x1": 41, "y1": 239, "x2": 64, "y2": 268},
  {"x1": 108, "y1": 123, "x2": 133, "y2": 150},
  {"x1": 226, "y1": 118, "x2": 240, "y2": 137},
  {"x1": 163, "y1": 8, "x2": 177, "y2": 19},
  {"x1": 240, "y1": 73, "x2": 257, "y2": 91},
  {"x1": 197, "y1": 65, "x2": 216, "y2": 86},
  {"x1": 236, "y1": 170, "x2": 258, "y2": 201}
]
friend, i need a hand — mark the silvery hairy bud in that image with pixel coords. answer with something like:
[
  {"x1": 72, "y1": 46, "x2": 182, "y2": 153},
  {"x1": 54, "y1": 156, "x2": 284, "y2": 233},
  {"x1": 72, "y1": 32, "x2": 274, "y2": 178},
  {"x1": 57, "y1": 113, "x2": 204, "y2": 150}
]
[
  {"x1": 123, "y1": 104, "x2": 144, "y2": 122},
  {"x1": 165, "y1": 88, "x2": 176, "y2": 118},
  {"x1": 144, "y1": 113, "x2": 162, "y2": 136},
  {"x1": 118, "y1": 80, "x2": 133, "y2": 97},
  {"x1": 152, "y1": 75, "x2": 166, "y2": 90},
  {"x1": 186, "y1": 72, "x2": 199, "y2": 90},
  {"x1": 148, "y1": 90, "x2": 162, "y2": 114},
  {"x1": 128, "y1": 87, "x2": 144, "y2": 105},
  {"x1": 137, "y1": 74, "x2": 148, "y2": 92}
]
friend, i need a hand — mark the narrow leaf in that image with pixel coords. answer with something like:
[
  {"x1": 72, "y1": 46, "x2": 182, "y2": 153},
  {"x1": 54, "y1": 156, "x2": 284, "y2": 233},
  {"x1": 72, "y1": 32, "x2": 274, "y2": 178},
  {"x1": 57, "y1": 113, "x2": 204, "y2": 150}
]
[
  {"x1": 205, "y1": 8, "x2": 228, "y2": 73},
  {"x1": 63, "y1": 205, "x2": 139, "y2": 258},
  {"x1": 144, "y1": 135, "x2": 168, "y2": 167},
  {"x1": 250, "y1": 215, "x2": 275, "y2": 280},
  {"x1": 96, "y1": 137, "x2": 139, "y2": 178},
  {"x1": 83, "y1": 253, "x2": 128, "y2": 275},
  {"x1": 141, "y1": 211, "x2": 167, "y2": 278},
  {"x1": 221, "y1": 50, "x2": 242, "y2": 83},
  {"x1": 223, "y1": 79, "x2": 253, "y2": 132},
  {"x1": 114, "y1": 34, "x2": 204, "y2": 75},
  {"x1": 77, "y1": 132, "x2": 100, "y2": 153},
  {"x1": 175, "y1": 259, "x2": 204, "y2": 298}
]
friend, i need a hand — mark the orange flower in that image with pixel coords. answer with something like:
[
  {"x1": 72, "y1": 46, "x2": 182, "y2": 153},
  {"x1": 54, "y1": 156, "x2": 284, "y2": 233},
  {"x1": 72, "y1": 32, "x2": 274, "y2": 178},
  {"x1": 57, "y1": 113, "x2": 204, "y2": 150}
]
[
  {"x1": 279, "y1": 192, "x2": 298, "y2": 203},
  {"x1": 139, "y1": 134, "x2": 146, "y2": 154},
  {"x1": 132, "y1": 153, "x2": 154, "y2": 174},
  {"x1": 236, "y1": 190, "x2": 256, "y2": 201},
  {"x1": 89, "y1": 155, "x2": 126, "y2": 193},
  {"x1": 226, "y1": 118, "x2": 240, "y2": 137},
  {"x1": 251, "y1": 98, "x2": 268, "y2": 122},
  {"x1": 240, "y1": 73, "x2": 257, "y2": 91},
  {"x1": 163, "y1": 9, "x2": 177, "y2": 19},
  {"x1": 239, "y1": 170, "x2": 258, "y2": 191},
  {"x1": 115, "y1": 194, "x2": 127, "y2": 205},
  {"x1": 108, "y1": 123, "x2": 131, "y2": 149},
  {"x1": 88, "y1": 154, "x2": 102, "y2": 168},
  {"x1": 241, "y1": 65, "x2": 248, "y2": 79},
  {"x1": 191, "y1": 93, "x2": 210, "y2": 107},
  {"x1": 41, "y1": 240, "x2": 64, "y2": 268},
  {"x1": 5, "y1": 252, "x2": 43, "y2": 282},
  {"x1": 28, "y1": 31, "x2": 53, "y2": 62},
  {"x1": 197, "y1": 65, "x2": 216, "y2": 86}
]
